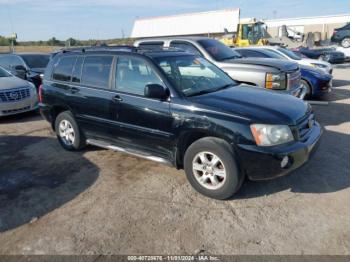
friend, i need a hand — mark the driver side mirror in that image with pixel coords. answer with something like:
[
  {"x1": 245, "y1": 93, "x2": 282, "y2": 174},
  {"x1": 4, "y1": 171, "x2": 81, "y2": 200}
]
[
  {"x1": 14, "y1": 65, "x2": 27, "y2": 79},
  {"x1": 144, "y1": 84, "x2": 169, "y2": 100}
]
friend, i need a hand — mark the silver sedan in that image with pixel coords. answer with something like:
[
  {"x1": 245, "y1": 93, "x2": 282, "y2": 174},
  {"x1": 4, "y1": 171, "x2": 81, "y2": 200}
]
[{"x1": 0, "y1": 66, "x2": 38, "y2": 117}]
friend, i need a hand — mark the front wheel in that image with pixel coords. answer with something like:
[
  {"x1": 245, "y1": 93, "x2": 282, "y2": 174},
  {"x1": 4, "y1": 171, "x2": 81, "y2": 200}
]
[
  {"x1": 301, "y1": 79, "x2": 312, "y2": 100},
  {"x1": 55, "y1": 111, "x2": 86, "y2": 151},
  {"x1": 184, "y1": 137, "x2": 244, "y2": 200},
  {"x1": 341, "y1": 38, "x2": 350, "y2": 48}
]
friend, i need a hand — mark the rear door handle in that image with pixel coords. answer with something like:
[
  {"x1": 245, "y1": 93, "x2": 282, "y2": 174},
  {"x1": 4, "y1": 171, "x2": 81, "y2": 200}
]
[
  {"x1": 70, "y1": 87, "x2": 80, "y2": 94},
  {"x1": 112, "y1": 95, "x2": 123, "y2": 102}
]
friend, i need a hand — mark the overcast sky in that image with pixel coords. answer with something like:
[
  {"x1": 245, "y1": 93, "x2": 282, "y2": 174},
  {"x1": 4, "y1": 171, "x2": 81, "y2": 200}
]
[{"x1": 0, "y1": 0, "x2": 349, "y2": 41}]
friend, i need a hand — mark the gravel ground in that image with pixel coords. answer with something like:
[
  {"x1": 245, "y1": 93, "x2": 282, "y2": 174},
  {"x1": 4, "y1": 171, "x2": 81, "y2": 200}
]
[{"x1": 0, "y1": 69, "x2": 349, "y2": 255}]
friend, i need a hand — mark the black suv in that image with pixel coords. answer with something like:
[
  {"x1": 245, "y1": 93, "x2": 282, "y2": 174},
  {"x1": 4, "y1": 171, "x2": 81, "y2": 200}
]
[
  {"x1": 332, "y1": 23, "x2": 350, "y2": 48},
  {"x1": 39, "y1": 47, "x2": 322, "y2": 200},
  {"x1": 0, "y1": 53, "x2": 50, "y2": 88}
]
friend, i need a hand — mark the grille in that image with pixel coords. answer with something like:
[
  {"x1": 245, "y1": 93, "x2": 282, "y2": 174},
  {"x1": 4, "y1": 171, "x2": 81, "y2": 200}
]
[
  {"x1": 296, "y1": 112, "x2": 315, "y2": 142},
  {"x1": 2, "y1": 106, "x2": 30, "y2": 114},
  {"x1": 0, "y1": 88, "x2": 31, "y2": 102},
  {"x1": 287, "y1": 70, "x2": 301, "y2": 90}
]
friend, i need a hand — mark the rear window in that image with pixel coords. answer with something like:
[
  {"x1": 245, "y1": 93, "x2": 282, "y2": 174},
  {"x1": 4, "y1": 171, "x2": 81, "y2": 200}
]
[
  {"x1": 138, "y1": 41, "x2": 164, "y2": 49},
  {"x1": 52, "y1": 56, "x2": 76, "y2": 82},
  {"x1": 20, "y1": 54, "x2": 50, "y2": 68},
  {"x1": 81, "y1": 56, "x2": 113, "y2": 88}
]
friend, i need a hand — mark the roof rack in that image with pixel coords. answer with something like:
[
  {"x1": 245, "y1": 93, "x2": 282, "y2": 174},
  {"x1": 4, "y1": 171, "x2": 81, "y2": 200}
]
[{"x1": 57, "y1": 45, "x2": 186, "y2": 55}]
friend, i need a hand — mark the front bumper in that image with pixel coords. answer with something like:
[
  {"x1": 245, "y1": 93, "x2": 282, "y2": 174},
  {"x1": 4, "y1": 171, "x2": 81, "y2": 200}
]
[
  {"x1": 0, "y1": 93, "x2": 38, "y2": 117},
  {"x1": 236, "y1": 122, "x2": 322, "y2": 180},
  {"x1": 275, "y1": 84, "x2": 305, "y2": 99},
  {"x1": 314, "y1": 78, "x2": 333, "y2": 97}
]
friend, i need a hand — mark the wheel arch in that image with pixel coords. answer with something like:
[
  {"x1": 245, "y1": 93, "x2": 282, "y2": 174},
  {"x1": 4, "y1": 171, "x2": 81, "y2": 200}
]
[
  {"x1": 175, "y1": 129, "x2": 235, "y2": 169},
  {"x1": 50, "y1": 104, "x2": 74, "y2": 131}
]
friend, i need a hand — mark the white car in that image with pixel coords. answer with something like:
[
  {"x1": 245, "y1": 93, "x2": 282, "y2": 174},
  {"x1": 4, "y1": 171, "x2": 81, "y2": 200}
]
[
  {"x1": 242, "y1": 46, "x2": 333, "y2": 74},
  {"x1": 0, "y1": 66, "x2": 38, "y2": 117}
]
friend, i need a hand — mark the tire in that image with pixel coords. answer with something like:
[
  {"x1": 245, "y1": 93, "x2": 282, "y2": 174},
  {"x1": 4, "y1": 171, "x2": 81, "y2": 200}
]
[
  {"x1": 301, "y1": 79, "x2": 312, "y2": 100},
  {"x1": 55, "y1": 111, "x2": 86, "y2": 151},
  {"x1": 184, "y1": 137, "x2": 244, "y2": 200},
  {"x1": 341, "y1": 38, "x2": 350, "y2": 48}
]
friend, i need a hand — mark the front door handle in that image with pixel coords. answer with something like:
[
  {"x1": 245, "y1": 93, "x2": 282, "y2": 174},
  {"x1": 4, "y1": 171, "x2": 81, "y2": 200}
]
[
  {"x1": 112, "y1": 95, "x2": 123, "y2": 102},
  {"x1": 70, "y1": 87, "x2": 80, "y2": 94}
]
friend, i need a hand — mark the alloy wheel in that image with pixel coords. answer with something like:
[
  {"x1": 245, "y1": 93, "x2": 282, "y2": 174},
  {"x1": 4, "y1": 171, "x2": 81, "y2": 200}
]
[
  {"x1": 192, "y1": 151, "x2": 226, "y2": 190},
  {"x1": 58, "y1": 119, "x2": 75, "y2": 146}
]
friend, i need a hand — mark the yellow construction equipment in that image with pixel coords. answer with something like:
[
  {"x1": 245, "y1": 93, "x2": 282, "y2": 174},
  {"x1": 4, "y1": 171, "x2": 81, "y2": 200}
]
[{"x1": 220, "y1": 19, "x2": 269, "y2": 47}]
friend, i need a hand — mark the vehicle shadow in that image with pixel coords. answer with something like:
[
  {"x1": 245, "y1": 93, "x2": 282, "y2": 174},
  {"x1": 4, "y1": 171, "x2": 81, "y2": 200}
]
[
  {"x1": 0, "y1": 135, "x2": 99, "y2": 232},
  {"x1": 332, "y1": 79, "x2": 350, "y2": 88},
  {"x1": 235, "y1": 119, "x2": 350, "y2": 199},
  {"x1": 334, "y1": 64, "x2": 350, "y2": 69},
  {"x1": 0, "y1": 111, "x2": 42, "y2": 124}
]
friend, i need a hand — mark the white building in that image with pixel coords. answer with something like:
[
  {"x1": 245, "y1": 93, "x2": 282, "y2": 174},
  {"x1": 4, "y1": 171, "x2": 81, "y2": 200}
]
[
  {"x1": 131, "y1": 8, "x2": 240, "y2": 38},
  {"x1": 265, "y1": 14, "x2": 350, "y2": 40}
]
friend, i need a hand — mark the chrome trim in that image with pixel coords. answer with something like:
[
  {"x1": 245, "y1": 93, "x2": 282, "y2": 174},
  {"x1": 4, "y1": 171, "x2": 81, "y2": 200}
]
[{"x1": 86, "y1": 139, "x2": 171, "y2": 165}]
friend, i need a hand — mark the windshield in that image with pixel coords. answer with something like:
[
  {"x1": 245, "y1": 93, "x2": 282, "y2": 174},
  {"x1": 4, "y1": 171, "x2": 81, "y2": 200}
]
[
  {"x1": 197, "y1": 39, "x2": 242, "y2": 61},
  {"x1": 277, "y1": 48, "x2": 301, "y2": 60},
  {"x1": 20, "y1": 54, "x2": 50, "y2": 68},
  {"x1": 0, "y1": 67, "x2": 11, "y2": 77},
  {"x1": 262, "y1": 49, "x2": 287, "y2": 59},
  {"x1": 155, "y1": 55, "x2": 236, "y2": 97}
]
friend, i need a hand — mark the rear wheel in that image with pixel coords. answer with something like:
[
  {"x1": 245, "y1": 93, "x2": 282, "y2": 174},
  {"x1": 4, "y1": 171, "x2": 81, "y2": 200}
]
[
  {"x1": 319, "y1": 54, "x2": 330, "y2": 62},
  {"x1": 301, "y1": 79, "x2": 312, "y2": 100},
  {"x1": 184, "y1": 137, "x2": 244, "y2": 200},
  {"x1": 55, "y1": 111, "x2": 86, "y2": 151},
  {"x1": 341, "y1": 38, "x2": 350, "y2": 48}
]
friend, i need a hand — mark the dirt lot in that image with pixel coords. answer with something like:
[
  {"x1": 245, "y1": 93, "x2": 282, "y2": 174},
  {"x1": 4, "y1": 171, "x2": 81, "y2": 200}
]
[{"x1": 0, "y1": 68, "x2": 349, "y2": 255}]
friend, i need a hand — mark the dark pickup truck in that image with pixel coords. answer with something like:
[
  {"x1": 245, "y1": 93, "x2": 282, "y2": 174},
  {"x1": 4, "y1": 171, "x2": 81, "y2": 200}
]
[{"x1": 39, "y1": 47, "x2": 322, "y2": 200}]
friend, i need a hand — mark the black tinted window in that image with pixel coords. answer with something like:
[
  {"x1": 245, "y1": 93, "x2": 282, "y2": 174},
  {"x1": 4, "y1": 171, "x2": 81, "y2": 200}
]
[
  {"x1": 81, "y1": 56, "x2": 113, "y2": 88},
  {"x1": 0, "y1": 55, "x2": 12, "y2": 69},
  {"x1": 237, "y1": 49, "x2": 268, "y2": 58},
  {"x1": 20, "y1": 54, "x2": 50, "y2": 68},
  {"x1": 72, "y1": 57, "x2": 84, "y2": 83},
  {"x1": 198, "y1": 39, "x2": 242, "y2": 61},
  {"x1": 138, "y1": 42, "x2": 164, "y2": 49},
  {"x1": 52, "y1": 56, "x2": 76, "y2": 82},
  {"x1": 170, "y1": 41, "x2": 202, "y2": 56}
]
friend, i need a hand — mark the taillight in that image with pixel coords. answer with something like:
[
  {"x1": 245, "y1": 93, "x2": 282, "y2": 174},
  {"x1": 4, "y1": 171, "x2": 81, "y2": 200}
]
[{"x1": 38, "y1": 84, "x2": 43, "y2": 103}]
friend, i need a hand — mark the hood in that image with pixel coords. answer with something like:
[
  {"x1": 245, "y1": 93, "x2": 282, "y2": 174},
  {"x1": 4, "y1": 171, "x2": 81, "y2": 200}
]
[
  {"x1": 301, "y1": 58, "x2": 331, "y2": 67},
  {"x1": 0, "y1": 76, "x2": 30, "y2": 90},
  {"x1": 188, "y1": 85, "x2": 310, "y2": 125},
  {"x1": 224, "y1": 57, "x2": 299, "y2": 72},
  {"x1": 299, "y1": 65, "x2": 332, "y2": 80}
]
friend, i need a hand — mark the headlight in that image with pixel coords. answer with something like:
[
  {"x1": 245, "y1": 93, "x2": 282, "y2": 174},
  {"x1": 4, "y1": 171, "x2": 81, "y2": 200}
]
[
  {"x1": 265, "y1": 73, "x2": 286, "y2": 90},
  {"x1": 250, "y1": 124, "x2": 294, "y2": 146},
  {"x1": 311, "y1": 63, "x2": 327, "y2": 69}
]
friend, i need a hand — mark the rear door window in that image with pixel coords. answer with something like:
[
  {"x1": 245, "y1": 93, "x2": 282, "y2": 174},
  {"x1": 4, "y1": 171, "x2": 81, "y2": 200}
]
[
  {"x1": 170, "y1": 41, "x2": 202, "y2": 56},
  {"x1": 81, "y1": 56, "x2": 113, "y2": 88},
  {"x1": 52, "y1": 56, "x2": 76, "y2": 82}
]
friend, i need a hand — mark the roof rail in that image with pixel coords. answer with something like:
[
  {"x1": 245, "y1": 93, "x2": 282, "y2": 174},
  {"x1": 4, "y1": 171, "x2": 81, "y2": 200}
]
[
  {"x1": 60, "y1": 45, "x2": 137, "y2": 53},
  {"x1": 57, "y1": 45, "x2": 185, "y2": 55}
]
